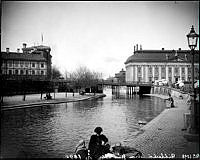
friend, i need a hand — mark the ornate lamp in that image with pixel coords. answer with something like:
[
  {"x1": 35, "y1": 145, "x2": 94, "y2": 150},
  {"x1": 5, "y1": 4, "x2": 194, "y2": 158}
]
[
  {"x1": 187, "y1": 25, "x2": 199, "y2": 50},
  {"x1": 186, "y1": 25, "x2": 199, "y2": 134}
]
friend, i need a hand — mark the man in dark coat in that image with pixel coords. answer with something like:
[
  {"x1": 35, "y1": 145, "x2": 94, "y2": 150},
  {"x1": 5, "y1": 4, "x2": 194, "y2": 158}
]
[
  {"x1": 88, "y1": 127, "x2": 110, "y2": 159},
  {"x1": 166, "y1": 93, "x2": 175, "y2": 108}
]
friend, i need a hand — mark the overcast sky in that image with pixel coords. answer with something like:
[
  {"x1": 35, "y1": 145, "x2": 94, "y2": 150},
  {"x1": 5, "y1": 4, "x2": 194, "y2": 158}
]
[{"x1": 1, "y1": 1, "x2": 199, "y2": 79}]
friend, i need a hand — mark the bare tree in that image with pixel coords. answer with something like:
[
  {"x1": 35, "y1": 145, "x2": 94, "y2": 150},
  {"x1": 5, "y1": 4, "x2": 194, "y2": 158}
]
[
  {"x1": 66, "y1": 66, "x2": 103, "y2": 93},
  {"x1": 52, "y1": 65, "x2": 62, "y2": 80}
]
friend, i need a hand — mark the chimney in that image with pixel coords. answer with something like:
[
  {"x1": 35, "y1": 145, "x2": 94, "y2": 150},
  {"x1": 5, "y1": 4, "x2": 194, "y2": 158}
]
[
  {"x1": 162, "y1": 48, "x2": 164, "y2": 50},
  {"x1": 175, "y1": 50, "x2": 178, "y2": 57},
  {"x1": 134, "y1": 45, "x2": 136, "y2": 52},
  {"x1": 185, "y1": 54, "x2": 187, "y2": 60},
  {"x1": 6, "y1": 48, "x2": 9, "y2": 53},
  {"x1": 23, "y1": 43, "x2": 27, "y2": 48},
  {"x1": 166, "y1": 54, "x2": 169, "y2": 60},
  {"x1": 17, "y1": 48, "x2": 20, "y2": 53},
  {"x1": 140, "y1": 45, "x2": 142, "y2": 50},
  {"x1": 136, "y1": 44, "x2": 138, "y2": 51},
  {"x1": 179, "y1": 48, "x2": 181, "y2": 50}
]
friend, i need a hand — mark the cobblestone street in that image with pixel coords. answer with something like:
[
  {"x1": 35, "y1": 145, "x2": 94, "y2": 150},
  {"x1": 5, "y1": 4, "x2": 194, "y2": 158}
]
[{"x1": 131, "y1": 94, "x2": 199, "y2": 158}]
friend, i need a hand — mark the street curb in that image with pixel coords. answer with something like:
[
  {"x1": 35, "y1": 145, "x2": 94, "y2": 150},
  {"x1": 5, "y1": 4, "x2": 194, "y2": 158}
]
[{"x1": 1, "y1": 94, "x2": 106, "y2": 111}]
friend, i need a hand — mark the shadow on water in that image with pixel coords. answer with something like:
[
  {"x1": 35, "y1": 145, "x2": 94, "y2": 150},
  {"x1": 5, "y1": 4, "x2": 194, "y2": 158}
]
[{"x1": 1, "y1": 89, "x2": 166, "y2": 158}]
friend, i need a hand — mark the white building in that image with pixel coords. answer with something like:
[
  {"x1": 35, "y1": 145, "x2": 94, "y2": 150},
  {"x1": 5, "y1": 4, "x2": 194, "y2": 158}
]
[{"x1": 125, "y1": 47, "x2": 199, "y2": 84}]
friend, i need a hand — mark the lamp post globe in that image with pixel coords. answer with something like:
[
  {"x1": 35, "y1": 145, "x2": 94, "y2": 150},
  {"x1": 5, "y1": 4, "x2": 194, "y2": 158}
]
[{"x1": 187, "y1": 25, "x2": 199, "y2": 50}]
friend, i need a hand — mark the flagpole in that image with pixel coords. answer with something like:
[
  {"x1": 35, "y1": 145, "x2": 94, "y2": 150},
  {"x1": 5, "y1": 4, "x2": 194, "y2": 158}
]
[{"x1": 41, "y1": 33, "x2": 43, "y2": 45}]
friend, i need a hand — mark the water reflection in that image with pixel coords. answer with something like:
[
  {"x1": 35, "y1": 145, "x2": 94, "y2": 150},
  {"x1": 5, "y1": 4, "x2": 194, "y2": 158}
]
[{"x1": 1, "y1": 89, "x2": 166, "y2": 158}]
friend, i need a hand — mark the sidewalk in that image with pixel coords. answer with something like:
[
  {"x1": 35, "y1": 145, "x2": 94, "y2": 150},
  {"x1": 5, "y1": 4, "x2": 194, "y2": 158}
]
[
  {"x1": 1, "y1": 92, "x2": 106, "y2": 111},
  {"x1": 131, "y1": 94, "x2": 199, "y2": 158}
]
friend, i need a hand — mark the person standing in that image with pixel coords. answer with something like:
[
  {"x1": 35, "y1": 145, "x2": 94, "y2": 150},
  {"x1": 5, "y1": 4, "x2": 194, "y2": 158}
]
[{"x1": 165, "y1": 93, "x2": 175, "y2": 108}]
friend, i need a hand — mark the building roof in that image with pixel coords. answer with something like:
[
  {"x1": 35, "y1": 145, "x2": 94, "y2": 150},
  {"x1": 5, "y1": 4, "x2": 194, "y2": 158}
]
[
  {"x1": 1, "y1": 44, "x2": 51, "y2": 61},
  {"x1": 124, "y1": 49, "x2": 199, "y2": 64},
  {"x1": 23, "y1": 45, "x2": 51, "y2": 51},
  {"x1": 1, "y1": 52, "x2": 47, "y2": 61}
]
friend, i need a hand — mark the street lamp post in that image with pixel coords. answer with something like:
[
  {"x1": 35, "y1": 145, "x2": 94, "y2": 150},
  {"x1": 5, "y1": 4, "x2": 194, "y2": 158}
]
[{"x1": 186, "y1": 25, "x2": 199, "y2": 134}]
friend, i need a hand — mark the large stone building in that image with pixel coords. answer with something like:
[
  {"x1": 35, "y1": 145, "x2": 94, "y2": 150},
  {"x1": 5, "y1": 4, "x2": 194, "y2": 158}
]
[
  {"x1": 1, "y1": 43, "x2": 52, "y2": 81},
  {"x1": 125, "y1": 46, "x2": 199, "y2": 84}
]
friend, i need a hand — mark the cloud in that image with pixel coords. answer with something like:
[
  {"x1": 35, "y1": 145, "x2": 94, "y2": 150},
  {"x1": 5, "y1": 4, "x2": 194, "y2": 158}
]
[{"x1": 104, "y1": 57, "x2": 120, "y2": 63}]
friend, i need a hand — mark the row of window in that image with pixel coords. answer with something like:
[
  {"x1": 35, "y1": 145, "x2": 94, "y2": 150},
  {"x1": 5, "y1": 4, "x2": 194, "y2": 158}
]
[
  {"x1": 2, "y1": 61, "x2": 46, "y2": 69},
  {"x1": 129, "y1": 72, "x2": 197, "y2": 82},
  {"x1": 6, "y1": 69, "x2": 46, "y2": 75},
  {"x1": 139, "y1": 76, "x2": 192, "y2": 82},
  {"x1": 136, "y1": 66, "x2": 197, "y2": 75}
]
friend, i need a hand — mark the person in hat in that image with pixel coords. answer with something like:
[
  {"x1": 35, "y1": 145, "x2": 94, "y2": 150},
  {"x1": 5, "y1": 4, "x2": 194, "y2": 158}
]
[{"x1": 88, "y1": 127, "x2": 110, "y2": 159}]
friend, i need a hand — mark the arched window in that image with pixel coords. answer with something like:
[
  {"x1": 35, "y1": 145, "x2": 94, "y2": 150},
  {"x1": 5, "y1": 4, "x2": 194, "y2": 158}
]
[
  {"x1": 188, "y1": 67, "x2": 191, "y2": 75},
  {"x1": 168, "y1": 67, "x2": 172, "y2": 74},
  {"x1": 138, "y1": 66, "x2": 141, "y2": 74},
  {"x1": 161, "y1": 67, "x2": 166, "y2": 79},
  {"x1": 174, "y1": 67, "x2": 179, "y2": 75},
  {"x1": 155, "y1": 66, "x2": 159, "y2": 75},
  {"x1": 148, "y1": 67, "x2": 152, "y2": 74},
  {"x1": 181, "y1": 67, "x2": 185, "y2": 74}
]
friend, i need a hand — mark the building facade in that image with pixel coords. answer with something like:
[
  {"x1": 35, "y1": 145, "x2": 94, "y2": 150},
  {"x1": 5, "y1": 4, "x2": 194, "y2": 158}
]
[
  {"x1": 1, "y1": 43, "x2": 52, "y2": 81},
  {"x1": 114, "y1": 68, "x2": 126, "y2": 83},
  {"x1": 125, "y1": 47, "x2": 199, "y2": 84}
]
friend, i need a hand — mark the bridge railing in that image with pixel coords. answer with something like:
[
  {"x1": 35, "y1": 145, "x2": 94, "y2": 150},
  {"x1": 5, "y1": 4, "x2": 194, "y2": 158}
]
[
  {"x1": 125, "y1": 81, "x2": 153, "y2": 85},
  {"x1": 101, "y1": 80, "x2": 152, "y2": 86}
]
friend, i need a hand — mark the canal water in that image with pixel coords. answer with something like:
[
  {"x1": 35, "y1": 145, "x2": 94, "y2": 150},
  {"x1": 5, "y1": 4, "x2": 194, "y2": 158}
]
[{"x1": 1, "y1": 88, "x2": 166, "y2": 158}]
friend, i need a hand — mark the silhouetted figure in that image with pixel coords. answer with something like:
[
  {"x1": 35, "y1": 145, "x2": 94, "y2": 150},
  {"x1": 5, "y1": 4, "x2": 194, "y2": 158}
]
[
  {"x1": 44, "y1": 93, "x2": 52, "y2": 100},
  {"x1": 88, "y1": 127, "x2": 110, "y2": 159}
]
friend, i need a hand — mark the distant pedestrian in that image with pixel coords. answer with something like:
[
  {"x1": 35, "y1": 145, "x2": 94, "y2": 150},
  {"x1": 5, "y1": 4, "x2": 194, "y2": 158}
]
[
  {"x1": 187, "y1": 95, "x2": 191, "y2": 105},
  {"x1": 186, "y1": 95, "x2": 192, "y2": 110},
  {"x1": 165, "y1": 93, "x2": 175, "y2": 108}
]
